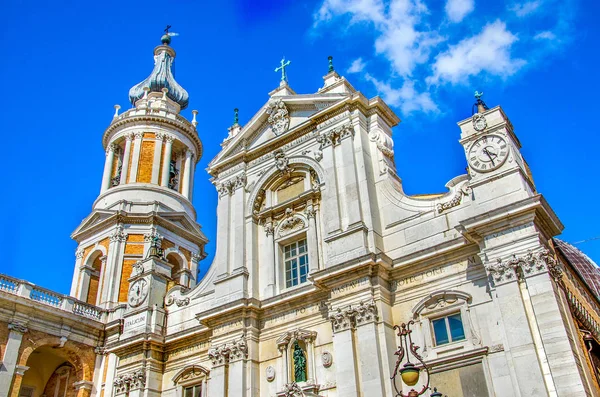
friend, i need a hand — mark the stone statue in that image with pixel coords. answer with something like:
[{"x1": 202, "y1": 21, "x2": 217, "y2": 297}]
[{"x1": 293, "y1": 341, "x2": 307, "y2": 382}]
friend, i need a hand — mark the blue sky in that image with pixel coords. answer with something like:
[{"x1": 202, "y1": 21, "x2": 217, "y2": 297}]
[{"x1": 2, "y1": 0, "x2": 599, "y2": 294}]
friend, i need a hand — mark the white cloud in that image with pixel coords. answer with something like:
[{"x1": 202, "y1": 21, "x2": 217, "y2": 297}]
[
  {"x1": 534, "y1": 31, "x2": 556, "y2": 40},
  {"x1": 428, "y1": 21, "x2": 525, "y2": 85},
  {"x1": 445, "y1": 0, "x2": 474, "y2": 23},
  {"x1": 347, "y1": 58, "x2": 367, "y2": 73},
  {"x1": 365, "y1": 73, "x2": 439, "y2": 114},
  {"x1": 316, "y1": 0, "x2": 441, "y2": 77},
  {"x1": 510, "y1": 1, "x2": 542, "y2": 17}
]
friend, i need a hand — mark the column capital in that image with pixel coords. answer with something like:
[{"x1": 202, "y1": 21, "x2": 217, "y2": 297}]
[
  {"x1": 113, "y1": 369, "x2": 146, "y2": 394},
  {"x1": 8, "y1": 322, "x2": 28, "y2": 334},
  {"x1": 75, "y1": 248, "x2": 84, "y2": 259},
  {"x1": 165, "y1": 134, "x2": 175, "y2": 143},
  {"x1": 485, "y1": 248, "x2": 560, "y2": 285},
  {"x1": 329, "y1": 299, "x2": 378, "y2": 332},
  {"x1": 109, "y1": 223, "x2": 127, "y2": 243},
  {"x1": 125, "y1": 133, "x2": 135, "y2": 142},
  {"x1": 106, "y1": 143, "x2": 119, "y2": 154},
  {"x1": 208, "y1": 338, "x2": 248, "y2": 367},
  {"x1": 133, "y1": 131, "x2": 144, "y2": 139},
  {"x1": 155, "y1": 132, "x2": 165, "y2": 141}
]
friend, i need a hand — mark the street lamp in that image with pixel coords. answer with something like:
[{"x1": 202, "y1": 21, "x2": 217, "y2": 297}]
[{"x1": 391, "y1": 321, "x2": 446, "y2": 397}]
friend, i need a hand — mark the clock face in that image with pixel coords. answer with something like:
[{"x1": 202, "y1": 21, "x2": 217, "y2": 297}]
[
  {"x1": 128, "y1": 278, "x2": 148, "y2": 307},
  {"x1": 467, "y1": 135, "x2": 509, "y2": 173},
  {"x1": 472, "y1": 114, "x2": 487, "y2": 132}
]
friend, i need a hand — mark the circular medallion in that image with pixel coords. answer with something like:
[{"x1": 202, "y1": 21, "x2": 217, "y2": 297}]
[
  {"x1": 467, "y1": 135, "x2": 509, "y2": 173},
  {"x1": 321, "y1": 351, "x2": 333, "y2": 368},
  {"x1": 128, "y1": 278, "x2": 148, "y2": 307},
  {"x1": 266, "y1": 365, "x2": 275, "y2": 382},
  {"x1": 472, "y1": 114, "x2": 487, "y2": 132}
]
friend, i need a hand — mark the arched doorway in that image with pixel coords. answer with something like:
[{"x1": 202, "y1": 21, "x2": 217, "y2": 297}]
[{"x1": 12, "y1": 338, "x2": 95, "y2": 397}]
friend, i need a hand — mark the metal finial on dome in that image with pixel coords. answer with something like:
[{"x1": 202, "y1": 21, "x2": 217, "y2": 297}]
[
  {"x1": 161, "y1": 25, "x2": 172, "y2": 45},
  {"x1": 128, "y1": 27, "x2": 189, "y2": 109},
  {"x1": 328, "y1": 56, "x2": 334, "y2": 73},
  {"x1": 233, "y1": 108, "x2": 239, "y2": 126}
]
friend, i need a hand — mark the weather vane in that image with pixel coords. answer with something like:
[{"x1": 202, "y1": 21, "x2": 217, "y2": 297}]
[
  {"x1": 275, "y1": 57, "x2": 291, "y2": 82},
  {"x1": 164, "y1": 25, "x2": 172, "y2": 35},
  {"x1": 472, "y1": 90, "x2": 489, "y2": 115}
]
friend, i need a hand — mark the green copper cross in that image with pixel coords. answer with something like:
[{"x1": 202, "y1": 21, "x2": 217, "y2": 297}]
[
  {"x1": 474, "y1": 91, "x2": 484, "y2": 100},
  {"x1": 275, "y1": 57, "x2": 291, "y2": 82}
]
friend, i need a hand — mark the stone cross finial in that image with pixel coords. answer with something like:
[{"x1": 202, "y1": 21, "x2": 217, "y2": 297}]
[{"x1": 275, "y1": 57, "x2": 291, "y2": 82}]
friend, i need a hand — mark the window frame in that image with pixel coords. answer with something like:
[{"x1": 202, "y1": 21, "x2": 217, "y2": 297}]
[
  {"x1": 431, "y1": 312, "x2": 467, "y2": 346},
  {"x1": 276, "y1": 230, "x2": 310, "y2": 292},
  {"x1": 283, "y1": 238, "x2": 309, "y2": 288}
]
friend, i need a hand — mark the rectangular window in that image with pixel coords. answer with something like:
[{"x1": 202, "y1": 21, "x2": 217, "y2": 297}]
[
  {"x1": 183, "y1": 385, "x2": 202, "y2": 397},
  {"x1": 432, "y1": 313, "x2": 466, "y2": 346},
  {"x1": 284, "y1": 239, "x2": 309, "y2": 288}
]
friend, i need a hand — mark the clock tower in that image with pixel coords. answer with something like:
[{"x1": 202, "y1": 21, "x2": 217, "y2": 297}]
[{"x1": 458, "y1": 93, "x2": 537, "y2": 202}]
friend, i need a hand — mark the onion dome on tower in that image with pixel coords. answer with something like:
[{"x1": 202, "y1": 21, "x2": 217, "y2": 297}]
[{"x1": 128, "y1": 32, "x2": 189, "y2": 109}]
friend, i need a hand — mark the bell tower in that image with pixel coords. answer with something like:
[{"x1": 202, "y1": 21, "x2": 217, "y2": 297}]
[{"x1": 70, "y1": 32, "x2": 207, "y2": 310}]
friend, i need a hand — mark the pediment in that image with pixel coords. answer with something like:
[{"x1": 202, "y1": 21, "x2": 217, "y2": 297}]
[{"x1": 209, "y1": 93, "x2": 348, "y2": 169}]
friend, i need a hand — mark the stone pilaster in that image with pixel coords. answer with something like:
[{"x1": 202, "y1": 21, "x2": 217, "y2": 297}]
[
  {"x1": 119, "y1": 133, "x2": 133, "y2": 185},
  {"x1": 128, "y1": 132, "x2": 144, "y2": 183},
  {"x1": 0, "y1": 323, "x2": 28, "y2": 397},
  {"x1": 160, "y1": 135, "x2": 174, "y2": 187}
]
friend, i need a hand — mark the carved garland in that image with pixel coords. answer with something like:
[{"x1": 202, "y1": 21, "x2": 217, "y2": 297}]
[{"x1": 437, "y1": 183, "x2": 471, "y2": 213}]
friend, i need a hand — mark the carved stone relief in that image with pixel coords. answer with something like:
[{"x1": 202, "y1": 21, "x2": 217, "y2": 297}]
[
  {"x1": 486, "y1": 248, "x2": 559, "y2": 284},
  {"x1": 266, "y1": 99, "x2": 290, "y2": 135},
  {"x1": 329, "y1": 300, "x2": 378, "y2": 332}
]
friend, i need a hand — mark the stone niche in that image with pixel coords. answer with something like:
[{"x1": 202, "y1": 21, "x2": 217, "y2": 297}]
[{"x1": 429, "y1": 362, "x2": 490, "y2": 397}]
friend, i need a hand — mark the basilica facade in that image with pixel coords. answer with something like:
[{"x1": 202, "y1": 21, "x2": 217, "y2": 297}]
[{"x1": 1, "y1": 33, "x2": 600, "y2": 397}]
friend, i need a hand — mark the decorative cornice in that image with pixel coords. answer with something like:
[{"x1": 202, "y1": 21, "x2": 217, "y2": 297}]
[
  {"x1": 485, "y1": 249, "x2": 558, "y2": 284},
  {"x1": 114, "y1": 369, "x2": 146, "y2": 394},
  {"x1": 329, "y1": 300, "x2": 378, "y2": 332}
]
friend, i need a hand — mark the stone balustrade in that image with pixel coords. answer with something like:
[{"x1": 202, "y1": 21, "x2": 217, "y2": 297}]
[{"x1": 0, "y1": 273, "x2": 105, "y2": 321}]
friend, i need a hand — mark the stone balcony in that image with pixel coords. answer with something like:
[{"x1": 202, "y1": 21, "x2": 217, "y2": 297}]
[{"x1": 0, "y1": 273, "x2": 106, "y2": 322}]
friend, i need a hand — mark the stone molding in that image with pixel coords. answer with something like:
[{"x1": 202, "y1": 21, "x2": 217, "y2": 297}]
[
  {"x1": 208, "y1": 338, "x2": 248, "y2": 367},
  {"x1": 485, "y1": 248, "x2": 559, "y2": 284},
  {"x1": 329, "y1": 300, "x2": 378, "y2": 332},
  {"x1": 278, "y1": 208, "x2": 306, "y2": 238},
  {"x1": 165, "y1": 295, "x2": 190, "y2": 307},
  {"x1": 73, "y1": 380, "x2": 94, "y2": 391},
  {"x1": 114, "y1": 369, "x2": 146, "y2": 394}
]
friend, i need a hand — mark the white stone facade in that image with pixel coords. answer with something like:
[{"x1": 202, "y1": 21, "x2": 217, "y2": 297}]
[{"x1": 2, "y1": 47, "x2": 600, "y2": 397}]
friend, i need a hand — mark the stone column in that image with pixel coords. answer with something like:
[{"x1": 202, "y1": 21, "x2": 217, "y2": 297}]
[
  {"x1": 160, "y1": 135, "x2": 174, "y2": 187},
  {"x1": 76, "y1": 266, "x2": 93, "y2": 301},
  {"x1": 1, "y1": 323, "x2": 28, "y2": 397},
  {"x1": 329, "y1": 309, "x2": 359, "y2": 396},
  {"x1": 128, "y1": 132, "x2": 144, "y2": 183},
  {"x1": 208, "y1": 348, "x2": 229, "y2": 397},
  {"x1": 103, "y1": 353, "x2": 118, "y2": 397},
  {"x1": 188, "y1": 151, "x2": 196, "y2": 201},
  {"x1": 8, "y1": 365, "x2": 29, "y2": 397},
  {"x1": 305, "y1": 203, "x2": 319, "y2": 272},
  {"x1": 230, "y1": 173, "x2": 246, "y2": 272},
  {"x1": 181, "y1": 150, "x2": 193, "y2": 199},
  {"x1": 227, "y1": 340, "x2": 248, "y2": 397},
  {"x1": 101, "y1": 143, "x2": 117, "y2": 193},
  {"x1": 119, "y1": 134, "x2": 133, "y2": 185},
  {"x1": 190, "y1": 252, "x2": 201, "y2": 287},
  {"x1": 338, "y1": 125, "x2": 361, "y2": 227},
  {"x1": 151, "y1": 133, "x2": 164, "y2": 184},
  {"x1": 215, "y1": 182, "x2": 232, "y2": 277},
  {"x1": 316, "y1": 129, "x2": 341, "y2": 234},
  {"x1": 354, "y1": 301, "x2": 385, "y2": 397},
  {"x1": 100, "y1": 225, "x2": 127, "y2": 306},
  {"x1": 70, "y1": 248, "x2": 84, "y2": 296},
  {"x1": 260, "y1": 219, "x2": 275, "y2": 298}
]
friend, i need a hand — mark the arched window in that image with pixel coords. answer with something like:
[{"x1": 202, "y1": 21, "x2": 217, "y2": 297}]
[
  {"x1": 172, "y1": 365, "x2": 209, "y2": 397},
  {"x1": 78, "y1": 249, "x2": 105, "y2": 305},
  {"x1": 412, "y1": 290, "x2": 480, "y2": 360}
]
